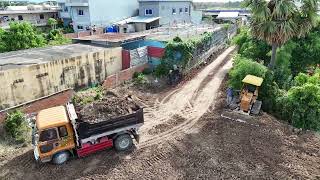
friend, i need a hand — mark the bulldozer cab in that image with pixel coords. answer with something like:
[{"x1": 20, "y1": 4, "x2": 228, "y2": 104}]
[{"x1": 239, "y1": 75, "x2": 264, "y2": 115}]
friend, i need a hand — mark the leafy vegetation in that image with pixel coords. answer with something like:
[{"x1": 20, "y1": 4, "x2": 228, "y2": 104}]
[
  {"x1": 229, "y1": 56, "x2": 267, "y2": 90},
  {"x1": 0, "y1": 22, "x2": 46, "y2": 52},
  {"x1": 4, "y1": 110, "x2": 30, "y2": 143},
  {"x1": 230, "y1": 25, "x2": 320, "y2": 131},
  {"x1": 133, "y1": 72, "x2": 148, "y2": 85},
  {"x1": 155, "y1": 31, "x2": 215, "y2": 77},
  {"x1": 0, "y1": 21, "x2": 71, "y2": 53},
  {"x1": 277, "y1": 72, "x2": 320, "y2": 131},
  {"x1": 48, "y1": 18, "x2": 58, "y2": 30},
  {"x1": 244, "y1": 0, "x2": 319, "y2": 69},
  {"x1": 73, "y1": 86, "x2": 104, "y2": 105}
]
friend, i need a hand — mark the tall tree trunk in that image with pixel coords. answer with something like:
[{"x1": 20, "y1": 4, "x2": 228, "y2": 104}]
[{"x1": 269, "y1": 43, "x2": 278, "y2": 69}]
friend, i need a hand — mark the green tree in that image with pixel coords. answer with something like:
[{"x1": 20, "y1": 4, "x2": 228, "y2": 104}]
[
  {"x1": 244, "y1": 0, "x2": 319, "y2": 69},
  {"x1": 48, "y1": 18, "x2": 58, "y2": 30},
  {"x1": 0, "y1": 28, "x2": 5, "y2": 53},
  {"x1": 233, "y1": 27, "x2": 271, "y2": 64},
  {"x1": 1, "y1": 22, "x2": 46, "y2": 52}
]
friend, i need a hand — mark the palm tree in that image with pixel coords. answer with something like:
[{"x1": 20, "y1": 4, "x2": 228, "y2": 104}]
[{"x1": 244, "y1": 0, "x2": 319, "y2": 69}]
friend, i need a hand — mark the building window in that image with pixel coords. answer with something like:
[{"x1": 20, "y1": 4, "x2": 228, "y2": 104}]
[
  {"x1": 179, "y1": 8, "x2": 183, "y2": 14},
  {"x1": 64, "y1": 7, "x2": 68, "y2": 12},
  {"x1": 78, "y1": 9, "x2": 84, "y2": 16},
  {"x1": 58, "y1": 126, "x2": 68, "y2": 138},
  {"x1": 172, "y1": 8, "x2": 176, "y2": 14},
  {"x1": 77, "y1": 25, "x2": 84, "y2": 30},
  {"x1": 145, "y1": 9, "x2": 153, "y2": 15},
  {"x1": 185, "y1": 7, "x2": 188, "y2": 13},
  {"x1": 39, "y1": 14, "x2": 44, "y2": 19},
  {"x1": 18, "y1": 15, "x2": 23, "y2": 20}
]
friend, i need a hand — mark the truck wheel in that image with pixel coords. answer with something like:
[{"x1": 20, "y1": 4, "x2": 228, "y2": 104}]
[
  {"x1": 52, "y1": 151, "x2": 69, "y2": 165},
  {"x1": 114, "y1": 134, "x2": 133, "y2": 151}
]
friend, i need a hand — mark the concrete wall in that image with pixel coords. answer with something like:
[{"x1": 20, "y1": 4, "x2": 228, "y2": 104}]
[
  {"x1": 0, "y1": 12, "x2": 58, "y2": 28},
  {"x1": 103, "y1": 63, "x2": 149, "y2": 89},
  {"x1": 0, "y1": 47, "x2": 122, "y2": 110},
  {"x1": 134, "y1": 23, "x2": 147, "y2": 32},
  {"x1": 159, "y1": 1, "x2": 191, "y2": 25},
  {"x1": 139, "y1": 1, "x2": 191, "y2": 25},
  {"x1": 88, "y1": 0, "x2": 139, "y2": 28},
  {"x1": 139, "y1": 1, "x2": 160, "y2": 17},
  {"x1": 70, "y1": 6, "x2": 91, "y2": 31}
]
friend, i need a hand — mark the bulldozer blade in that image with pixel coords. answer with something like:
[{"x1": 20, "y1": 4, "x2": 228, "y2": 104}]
[
  {"x1": 221, "y1": 113, "x2": 247, "y2": 123},
  {"x1": 251, "y1": 100, "x2": 262, "y2": 115}
]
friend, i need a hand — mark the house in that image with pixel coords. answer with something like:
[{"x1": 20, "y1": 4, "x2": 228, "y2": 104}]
[
  {"x1": 113, "y1": 0, "x2": 197, "y2": 33},
  {"x1": 57, "y1": 0, "x2": 139, "y2": 32},
  {"x1": 138, "y1": 0, "x2": 193, "y2": 26},
  {"x1": 0, "y1": 5, "x2": 59, "y2": 29}
]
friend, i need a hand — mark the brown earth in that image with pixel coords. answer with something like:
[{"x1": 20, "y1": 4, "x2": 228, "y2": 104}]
[
  {"x1": 76, "y1": 91, "x2": 139, "y2": 124},
  {"x1": 0, "y1": 47, "x2": 319, "y2": 180}
]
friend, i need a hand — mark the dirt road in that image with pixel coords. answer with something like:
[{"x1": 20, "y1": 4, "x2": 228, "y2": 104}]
[{"x1": 1, "y1": 46, "x2": 319, "y2": 180}]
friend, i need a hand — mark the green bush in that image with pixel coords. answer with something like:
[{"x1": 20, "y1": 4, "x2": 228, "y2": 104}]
[
  {"x1": 142, "y1": 68, "x2": 153, "y2": 75},
  {"x1": 133, "y1": 72, "x2": 147, "y2": 84},
  {"x1": 154, "y1": 62, "x2": 170, "y2": 77},
  {"x1": 273, "y1": 41, "x2": 295, "y2": 89},
  {"x1": 228, "y1": 56, "x2": 268, "y2": 90},
  {"x1": 233, "y1": 27, "x2": 271, "y2": 64},
  {"x1": 276, "y1": 72, "x2": 320, "y2": 131},
  {"x1": 4, "y1": 110, "x2": 29, "y2": 143}
]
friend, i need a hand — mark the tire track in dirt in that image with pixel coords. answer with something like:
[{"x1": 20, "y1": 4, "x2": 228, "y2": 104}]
[{"x1": 139, "y1": 46, "x2": 236, "y2": 148}]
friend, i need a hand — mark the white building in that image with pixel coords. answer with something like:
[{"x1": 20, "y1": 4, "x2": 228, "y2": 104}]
[
  {"x1": 58, "y1": 0, "x2": 139, "y2": 32},
  {"x1": 0, "y1": 5, "x2": 59, "y2": 29}
]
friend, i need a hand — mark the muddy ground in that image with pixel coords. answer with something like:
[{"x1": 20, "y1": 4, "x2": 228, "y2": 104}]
[{"x1": 0, "y1": 47, "x2": 319, "y2": 180}]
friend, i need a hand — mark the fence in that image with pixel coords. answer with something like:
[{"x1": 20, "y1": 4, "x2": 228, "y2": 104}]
[
  {"x1": 185, "y1": 25, "x2": 237, "y2": 71},
  {"x1": 63, "y1": 27, "x2": 104, "y2": 39}
]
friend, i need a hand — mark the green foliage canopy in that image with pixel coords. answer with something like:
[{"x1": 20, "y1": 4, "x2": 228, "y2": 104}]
[
  {"x1": 0, "y1": 22, "x2": 46, "y2": 52},
  {"x1": 228, "y1": 56, "x2": 268, "y2": 90}
]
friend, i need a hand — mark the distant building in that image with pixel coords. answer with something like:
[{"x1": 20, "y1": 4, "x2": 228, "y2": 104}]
[
  {"x1": 138, "y1": 0, "x2": 193, "y2": 26},
  {"x1": 57, "y1": 0, "x2": 139, "y2": 32},
  {"x1": 0, "y1": 4, "x2": 59, "y2": 29}
]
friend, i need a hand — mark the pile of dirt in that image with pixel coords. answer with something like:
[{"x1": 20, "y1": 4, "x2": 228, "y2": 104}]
[{"x1": 76, "y1": 91, "x2": 139, "y2": 124}]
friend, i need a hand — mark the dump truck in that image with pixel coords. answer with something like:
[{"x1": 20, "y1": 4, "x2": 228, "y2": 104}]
[{"x1": 31, "y1": 103, "x2": 144, "y2": 164}]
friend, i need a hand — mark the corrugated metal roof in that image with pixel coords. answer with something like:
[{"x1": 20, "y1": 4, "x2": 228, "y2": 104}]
[
  {"x1": 217, "y1": 12, "x2": 239, "y2": 19},
  {"x1": 116, "y1": 16, "x2": 161, "y2": 25}
]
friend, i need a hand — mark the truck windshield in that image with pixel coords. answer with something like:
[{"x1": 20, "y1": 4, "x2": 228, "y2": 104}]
[{"x1": 39, "y1": 128, "x2": 58, "y2": 142}]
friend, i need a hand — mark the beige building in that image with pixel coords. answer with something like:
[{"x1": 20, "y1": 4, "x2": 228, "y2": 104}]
[
  {"x1": 0, "y1": 5, "x2": 59, "y2": 29},
  {"x1": 0, "y1": 44, "x2": 123, "y2": 110}
]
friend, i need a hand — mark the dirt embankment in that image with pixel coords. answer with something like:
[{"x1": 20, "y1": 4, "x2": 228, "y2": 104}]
[{"x1": 75, "y1": 90, "x2": 139, "y2": 124}]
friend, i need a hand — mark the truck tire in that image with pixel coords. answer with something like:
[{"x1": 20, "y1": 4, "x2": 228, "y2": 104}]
[
  {"x1": 114, "y1": 134, "x2": 133, "y2": 151},
  {"x1": 52, "y1": 151, "x2": 69, "y2": 165}
]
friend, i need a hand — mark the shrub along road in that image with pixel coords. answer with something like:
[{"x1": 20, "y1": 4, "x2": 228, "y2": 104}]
[{"x1": 0, "y1": 47, "x2": 319, "y2": 180}]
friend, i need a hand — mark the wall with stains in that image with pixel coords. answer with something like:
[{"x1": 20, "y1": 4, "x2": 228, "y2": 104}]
[{"x1": 0, "y1": 47, "x2": 122, "y2": 110}]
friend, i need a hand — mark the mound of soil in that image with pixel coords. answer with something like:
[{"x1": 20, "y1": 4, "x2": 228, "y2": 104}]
[{"x1": 76, "y1": 91, "x2": 139, "y2": 124}]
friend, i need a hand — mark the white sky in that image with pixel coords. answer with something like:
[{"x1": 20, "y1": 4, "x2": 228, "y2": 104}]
[{"x1": 193, "y1": 0, "x2": 242, "y2": 2}]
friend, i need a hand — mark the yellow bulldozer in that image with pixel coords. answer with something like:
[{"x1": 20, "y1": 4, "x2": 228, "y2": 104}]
[{"x1": 231, "y1": 75, "x2": 264, "y2": 115}]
